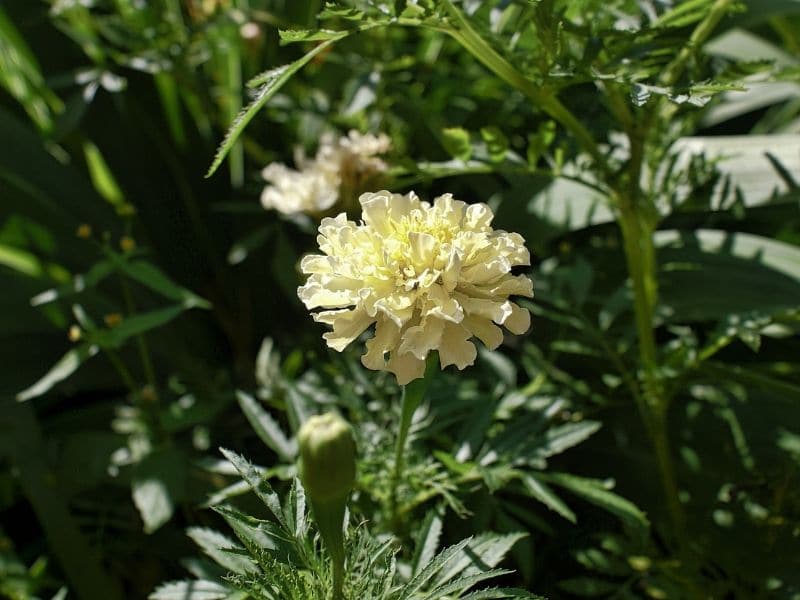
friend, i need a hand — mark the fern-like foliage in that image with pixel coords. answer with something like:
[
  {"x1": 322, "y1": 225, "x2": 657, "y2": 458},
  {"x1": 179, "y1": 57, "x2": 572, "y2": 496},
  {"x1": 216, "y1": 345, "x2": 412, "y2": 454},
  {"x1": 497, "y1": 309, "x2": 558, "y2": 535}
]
[{"x1": 151, "y1": 449, "x2": 544, "y2": 600}]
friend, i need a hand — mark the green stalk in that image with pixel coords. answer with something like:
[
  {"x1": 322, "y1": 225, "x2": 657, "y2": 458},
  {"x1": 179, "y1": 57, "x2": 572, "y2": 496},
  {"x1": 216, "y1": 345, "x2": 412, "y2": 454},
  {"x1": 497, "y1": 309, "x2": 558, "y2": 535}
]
[
  {"x1": 407, "y1": 2, "x2": 609, "y2": 175},
  {"x1": 310, "y1": 497, "x2": 347, "y2": 600},
  {"x1": 388, "y1": 357, "x2": 437, "y2": 530},
  {"x1": 618, "y1": 201, "x2": 685, "y2": 542}
]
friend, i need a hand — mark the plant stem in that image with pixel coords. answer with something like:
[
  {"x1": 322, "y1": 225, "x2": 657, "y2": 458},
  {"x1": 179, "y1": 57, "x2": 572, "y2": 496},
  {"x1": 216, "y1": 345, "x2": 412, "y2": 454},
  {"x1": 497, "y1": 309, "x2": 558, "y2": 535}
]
[
  {"x1": 310, "y1": 498, "x2": 347, "y2": 600},
  {"x1": 388, "y1": 358, "x2": 437, "y2": 530},
  {"x1": 617, "y1": 200, "x2": 686, "y2": 543}
]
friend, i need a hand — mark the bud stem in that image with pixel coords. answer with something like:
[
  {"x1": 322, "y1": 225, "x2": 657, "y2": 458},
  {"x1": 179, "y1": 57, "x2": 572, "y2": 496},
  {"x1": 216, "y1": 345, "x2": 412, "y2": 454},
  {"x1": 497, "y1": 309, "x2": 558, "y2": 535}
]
[{"x1": 309, "y1": 496, "x2": 347, "y2": 600}]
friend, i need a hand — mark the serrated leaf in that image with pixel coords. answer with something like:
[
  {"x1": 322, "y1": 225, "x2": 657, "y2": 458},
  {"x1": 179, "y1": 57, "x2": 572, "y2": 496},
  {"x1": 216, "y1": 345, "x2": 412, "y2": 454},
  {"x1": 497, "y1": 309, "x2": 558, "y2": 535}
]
[
  {"x1": 212, "y1": 505, "x2": 281, "y2": 554},
  {"x1": 435, "y1": 532, "x2": 526, "y2": 584},
  {"x1": 412, "y1": 509, "x2": 443, "y2": 576},
  {"x1": 219, "y1": 448, "x2": 284, "y2": 526},
  {"x1": 521, "y1": 474, "x2": 576, "y2": 523},
  {"x1": 16, "y1": 344, "x2": 98, "y2": 401},
  {"x1": 422, "y1": 569, "x2": 513, "y2": 600},
  {"x1": 149, "y1": 580, "x2": 230, "y2": 600},
  {"x1": 461, "y1": 588, "x2": 545, "y2": 599},
  {"x1": 187, "y1": 527, "x2": 257, "y2": 575},
  {"x1": 543, "y1": 473, "x2": 649, "y2": 530},
  {"x1": 279, "y1": 29, "x2": 349, "y2": 44},
  {"x1": 540, "y1": 421, "x2": 602, "y2": 457},
  {"x1": 400, "y1": 538, "x2": 472, "y2": 600},
  {"x1": 236, "y1": 391, "x2": 296, "y2": 461},
  {"x1": 207, "y1": 35, "x2": 348, "y2": 177}
]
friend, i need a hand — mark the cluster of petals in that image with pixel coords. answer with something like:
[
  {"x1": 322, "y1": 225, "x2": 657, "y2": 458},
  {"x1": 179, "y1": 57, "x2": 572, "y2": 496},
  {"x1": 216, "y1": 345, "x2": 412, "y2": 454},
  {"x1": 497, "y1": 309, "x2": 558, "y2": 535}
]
[
  {"x1": 261, "y1": 130, "x2": 391, "y2": 216},
  {"x1": 297, "y1": 191, "x2": 534, "y2": 384}
]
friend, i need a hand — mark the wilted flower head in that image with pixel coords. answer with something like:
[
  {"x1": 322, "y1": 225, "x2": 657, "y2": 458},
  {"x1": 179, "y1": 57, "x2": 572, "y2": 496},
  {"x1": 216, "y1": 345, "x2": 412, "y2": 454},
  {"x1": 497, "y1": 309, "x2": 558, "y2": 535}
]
[
  {"x1": 298, "y1": 191, "x2": 533, "y2": 384},
  {"x1": 261, "y1": 130, "x2": 391, "y2": 216}
]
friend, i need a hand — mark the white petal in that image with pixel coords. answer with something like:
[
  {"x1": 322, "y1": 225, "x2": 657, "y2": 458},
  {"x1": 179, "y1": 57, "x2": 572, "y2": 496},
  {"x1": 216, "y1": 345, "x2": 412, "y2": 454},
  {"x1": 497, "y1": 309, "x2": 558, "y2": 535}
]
[
  {"x1": 398, "y1": 317, "x2": 445, "y2": 360},
  {"x1": 387, "y1": 351, "x2": 426, "y2": 385},
  {"x1": 438, "y1": 322, "x2": 477, "y2": 370},
  {"x1": 504, "y1": 303, "x2": 530, "y2": 335},
  {"x1": 464, "y1": 203, "x2": 494, "y2": 230},
  {"x1": 458, "y1": 295, "x2": 513, "y2": 324},
  {"x1": 362, "y1": 318, "x2": 400, "y2": 370},
  {"x1": 315, "y1": 309, "x2": 374, "y2": 352},
  {"x1": 463, "y1": 314, "x2": 504, "y2": 350}
]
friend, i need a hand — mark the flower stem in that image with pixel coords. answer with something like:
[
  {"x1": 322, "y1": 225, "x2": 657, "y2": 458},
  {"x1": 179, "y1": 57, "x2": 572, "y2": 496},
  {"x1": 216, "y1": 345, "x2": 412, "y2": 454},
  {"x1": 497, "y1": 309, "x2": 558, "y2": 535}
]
[{"x1": 389, "y1": 357, "x2": 437, "y2": 531}]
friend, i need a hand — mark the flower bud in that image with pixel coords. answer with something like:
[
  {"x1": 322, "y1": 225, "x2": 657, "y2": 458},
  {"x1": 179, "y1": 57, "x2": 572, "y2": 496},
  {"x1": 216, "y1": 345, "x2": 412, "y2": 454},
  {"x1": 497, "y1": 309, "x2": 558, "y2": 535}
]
[{"x1": 298, "y1": 412, "x2": 356, "y2": 504}]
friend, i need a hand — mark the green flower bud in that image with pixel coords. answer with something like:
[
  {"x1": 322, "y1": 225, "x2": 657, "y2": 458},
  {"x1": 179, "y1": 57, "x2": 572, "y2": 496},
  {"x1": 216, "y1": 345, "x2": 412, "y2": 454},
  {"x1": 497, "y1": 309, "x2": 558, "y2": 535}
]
[
  {"x1": 298, "y1": 413, "x2": 356, "y2": 599},
  {"x1": 298, "y1": 412, "x2": 356, "y2": 504}
]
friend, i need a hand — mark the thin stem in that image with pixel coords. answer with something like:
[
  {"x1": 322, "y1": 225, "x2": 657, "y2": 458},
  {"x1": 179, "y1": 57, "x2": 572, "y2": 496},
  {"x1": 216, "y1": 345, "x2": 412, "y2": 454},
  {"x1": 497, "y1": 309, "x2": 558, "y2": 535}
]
[
  {"x1": 310, "y1": 498, "x2": 346, "y2": 600},
  {"x1": 388, "y1": 386, "x2": 416, "y2": 527},
  {"x1": 406, "y1": 3, "x2": 610, "y2": 175},
  {"x1": 388, "y1": 358, "x2": 437, "y2": 530},
  {"x1": 119, "y1": 276, "x2": 158, "y2": 393},
  {"x1": 105, "y1": 348, "x2": 138, "y2": 394},
  {"x1": 659, "y1": 0, "x2": 735, "y2": 88}
]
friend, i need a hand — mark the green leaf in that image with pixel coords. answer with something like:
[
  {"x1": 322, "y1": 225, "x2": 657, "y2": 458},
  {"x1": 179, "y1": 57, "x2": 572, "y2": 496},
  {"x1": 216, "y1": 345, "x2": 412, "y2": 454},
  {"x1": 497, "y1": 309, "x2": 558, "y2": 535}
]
[
  {"x1": 521, "y1": 474, "x2": 576, "y2": 523},
  {"x1": 441, "y1": 127, "x2": 473, "y2": 161},
  {"x1": 206, "y1": 34, "x2": 349, "y2": 177},
  {"x1": 541, "y1": 421, "x2": 602, "y2": 457},
  {"x1": 236, "y1": 391, "x2": 297, "y2": 462},
  {"x1": 149, "y1": 580, "x2": 231, "y2": 600},
  {"x1": 279, "y1": 29, "x2": 351, "y2": 44},
  {"x1": 219, "y1": 448, "x2": 285, "y2": 526},
  {"x1": 543, "y1": 473, "x2": 649, "y2": 530},
  {"x1": 435, "y1": 532, "x2": 526, "y2": 584},
  {"x1": 95, "y1": 305, "x2": 185, "y2": 349},
  {"x1": 132, "y1": 449, "x2": 187, "y2": 534},
  {"x1": 107, "y1": 253, "x2": 211, "y2": 309},
  {"x1": 657, "y1": 229, "x2": 800, "y2": 322},
  {"x1": 411, "y1": 509, "x2": 443, "y2": 576},
  {"x1": 461, "y1": 588, "x2": 545, "y2": 599},
  {"x1": 16, "y1": 344, "x2": 98, "y2": 402},
  {"x1": 212, "y1": 505, "x2": 281, "y2": 554},
  {"x1": 186, "y1": 527, "x2": 257, "y2": 575},
  {"x1": 423, "y1": 569, "x2": 513, "y2": 600},
  {"x1": 400, "y1": 538, "x2": 472, "y2": 600}
]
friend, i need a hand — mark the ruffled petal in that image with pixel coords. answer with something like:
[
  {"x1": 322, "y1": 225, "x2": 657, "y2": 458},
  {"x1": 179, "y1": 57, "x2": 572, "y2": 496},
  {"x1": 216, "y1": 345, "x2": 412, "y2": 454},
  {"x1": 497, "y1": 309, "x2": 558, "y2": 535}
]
[
  {"x1": 315, "y1": 308, "x2": 374, "y2": 351},
  {"x1": 387, "y1": 351, "x2": 426, "y2": 385},
  {"x1": 398, "y1": 316, "x2": 445, "y2": 360},
  {"x1": 362, "y1": 317, "x2": 400, "y2": 370},
  {"x1": 463, "y1": 314, "x2": 504, "y2": 350},
  {"x1": 438, "y1": 322, "x2": 477, "y2": 370},
  {"x1": 504, "y1": 302, "x2": 531, "y2": 335}
]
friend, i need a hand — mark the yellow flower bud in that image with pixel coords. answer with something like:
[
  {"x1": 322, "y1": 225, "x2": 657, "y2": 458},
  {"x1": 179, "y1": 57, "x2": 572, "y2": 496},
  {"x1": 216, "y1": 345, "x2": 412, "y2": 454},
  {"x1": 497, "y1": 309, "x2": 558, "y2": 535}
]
[{"x1": 298, "y1": 412, "x2": 356, "y2": 504}]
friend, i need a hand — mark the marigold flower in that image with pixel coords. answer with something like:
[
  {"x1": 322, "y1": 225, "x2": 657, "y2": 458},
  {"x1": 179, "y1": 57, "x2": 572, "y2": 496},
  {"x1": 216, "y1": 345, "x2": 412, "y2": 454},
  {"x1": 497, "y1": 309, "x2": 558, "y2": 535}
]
[
  {"x1": 261, "y1": 130, "x2": 391, "y2": 216},
  {"x1": 298, "y1": 191, "x2": 533, "y2": 384}
]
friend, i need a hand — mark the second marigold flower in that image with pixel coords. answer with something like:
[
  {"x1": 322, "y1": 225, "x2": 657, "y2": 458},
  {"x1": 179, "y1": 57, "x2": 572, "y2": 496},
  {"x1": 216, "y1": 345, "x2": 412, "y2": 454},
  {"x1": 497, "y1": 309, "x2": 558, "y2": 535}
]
[{"x1": 297, "y1": 191, "x2": 534, "y2": 385}]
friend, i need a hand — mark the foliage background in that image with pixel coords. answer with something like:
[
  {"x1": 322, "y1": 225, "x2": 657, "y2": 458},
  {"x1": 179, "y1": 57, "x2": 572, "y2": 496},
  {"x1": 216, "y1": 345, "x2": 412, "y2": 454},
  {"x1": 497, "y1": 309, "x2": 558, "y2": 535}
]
[{"x1": 1, "y1": 0, "x2": 800, "y2": 599}]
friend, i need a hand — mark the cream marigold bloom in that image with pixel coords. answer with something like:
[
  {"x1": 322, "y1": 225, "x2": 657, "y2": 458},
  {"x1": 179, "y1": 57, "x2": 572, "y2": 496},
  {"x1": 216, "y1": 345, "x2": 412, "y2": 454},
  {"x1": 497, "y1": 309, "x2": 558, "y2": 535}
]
[
  {"x1": 297, "y1": 191, "x2": 533, "y2": 384},
  {"x1": 261, "y1": 130, "x2": 391, "y2": 216}
]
